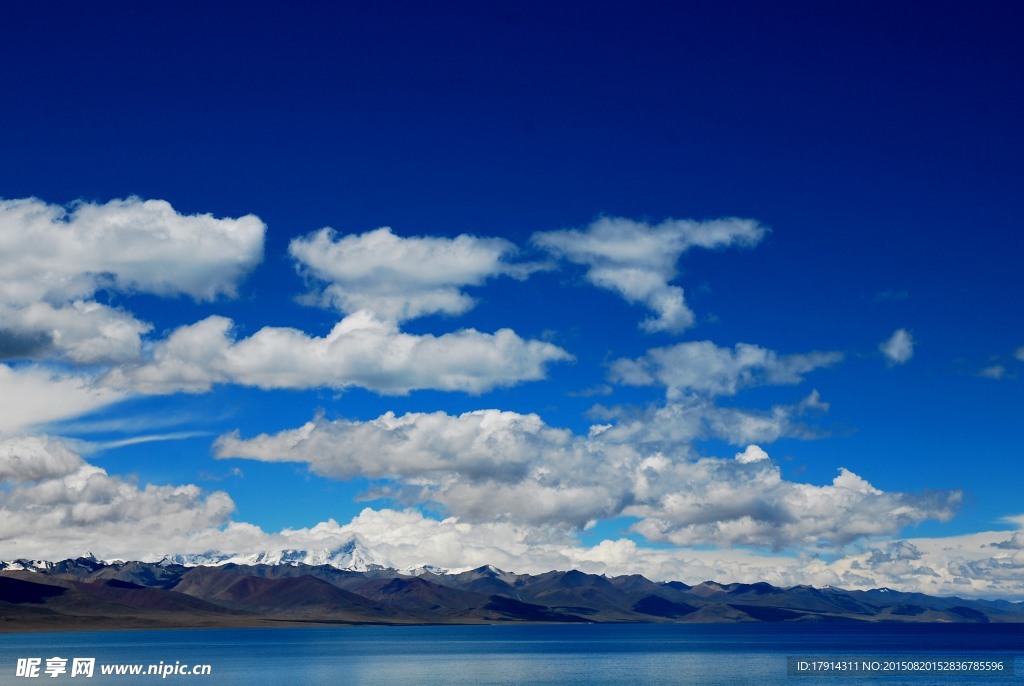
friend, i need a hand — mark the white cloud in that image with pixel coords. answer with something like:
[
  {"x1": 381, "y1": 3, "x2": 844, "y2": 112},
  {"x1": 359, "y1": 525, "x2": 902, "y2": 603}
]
[
  {"x1": 1002, "y1": 513, "x2": 1024, "y2": 528},
  {"x1": 68, "y1": 431, "x2": 213, "y2": 454},
  {"x1": 977, "y1": 364, "x2": 1007, "y2": 380},
  {"x1": 880, "y1": 328, "x2": 914, "y2": 365},
  {"x1": 1015, "y1": 346, "x2": 1024, "y2": 362},
  {"x1": 104, "y1": 311, "x2": 572, "y2": 396},
  {"x1": 289, "y1": 227, "x2": 542, "y2": 322},
  {"x1": 216, "y1": 409, "x2": 570, "y2": 482},
  {"x1": 829, "y1": 531, "x2": 1024, "y2": 598},
  {"x1": 0, "y1": 439, "x2": 234, "y2": 562},
  {"x1": 591, "y1": 391, "x2": 830, "y2": 449},
  {"x1": 0, "y1": 197, "x2": 265, "y2": 366},
  {"x1": 0, "y1": 301, "x2": 151, "y2": 365},
  {"x1": 735, "y1": 445, "x2": 769, "y2": 463},
  {"x1": 216, "y1": 409, "x2": 623, "y2": 529},
  {"x1": 625, "y1": 460, "x2": 957, "y2": 550},
  {"x1": 0, "y1": 197, "x2": 265, "y2": 304},
  {"x1": 216, "y1": 408, "x2": 958, "y2": 548},
  {"x1": 609, "y1": 340, "x2": 842, "y2": 398},
  {"x1": 0, "y1": 365, "x2": 125, "y2": 436},
  {"x1": 533, "y1": 216, "x2": 767, "y2": 333},
  {"x1": 330, "y1": 509, "x2": 559, "y2": 572},
  {"x1": 0, "y1": 435, "x2": 84, "y2": 482}
]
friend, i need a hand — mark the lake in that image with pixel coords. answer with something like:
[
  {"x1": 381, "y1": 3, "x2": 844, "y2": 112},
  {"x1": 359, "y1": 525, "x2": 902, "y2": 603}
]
[{"x1": 1, "y1": 623, "x2": 1020, "y2": 685}]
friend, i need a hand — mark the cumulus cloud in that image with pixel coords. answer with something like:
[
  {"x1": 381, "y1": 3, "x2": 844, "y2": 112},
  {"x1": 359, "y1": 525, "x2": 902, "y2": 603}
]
[
  {"x1": 216, "y1": 409, "x2": 624, "y2": 529},
  {"x1": 0, "y1": 435, "x2": 84, "y2": 482},
  {"x1": 591, "y1": 390, "x2": 830, "y2": 449},
  {"x1": 701, "y1": 391, "x2": 831, "y2": 445},
  {"x1": 290, "y1": 227, "x2": 542, "y2": 322},
  {"x1": 0, "y1": 197, "x2": 265, "y2": 365},
  {"x1": 0, "y1": 197, "x2": 265, "y2": 304},
  {"x1": 104, "y1": 311, "x2": 571, "y2": 396},
  {"x1": 0, "y1": 302, "x2": 151, "y2": 365},
  {"x1": 880, "y1": 328, "x2": 914, "y2": 365},
  {"x1": 532, "y1": 216, "x2": 767, "y2": 333},
  {"x1": 216, "y1": 409, "x2": 571, "y2": 482},
  {"x1": 735, "y1": 445, "x2": 769, "y2": 463},
  {"x1": 0, "y1": 438, "x2": 234, "y2": 561},
  {"x1": 610, "y1": 340, "x2": 842, "y2": 398},
  {"x1": 216, "y1": 408, "x2": 958, "y2": 548},
  {"x1": 627, "y1": 461, "x2": 958, "y2": 550},
  {"x1": 0, "y1": 365, "x2": 125, "y2": 436},
  {"x1": 831, "y1": 531, "x2": 1024, "y2": 598}
]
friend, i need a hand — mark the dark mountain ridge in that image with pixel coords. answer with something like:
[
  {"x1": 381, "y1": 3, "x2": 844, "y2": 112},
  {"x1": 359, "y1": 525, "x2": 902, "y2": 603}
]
[{"x1": 2, "y1": 557, "x2": 1022, "y2": 632}]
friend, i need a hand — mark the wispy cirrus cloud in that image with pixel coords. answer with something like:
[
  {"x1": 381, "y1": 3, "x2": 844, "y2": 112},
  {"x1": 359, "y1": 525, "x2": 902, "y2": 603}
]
[
  {"x1": 0, "y1": 365, "x2": 125, "y2": 436},
  {"x1": 977, "y1": 364, "x2": 1007, "y2": 380}
]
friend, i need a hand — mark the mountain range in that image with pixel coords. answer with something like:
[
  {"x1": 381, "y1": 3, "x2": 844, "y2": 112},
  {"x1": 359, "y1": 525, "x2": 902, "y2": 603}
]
[{"x1": 3, "y1": 544, "x2": 1024, "y2": 632}]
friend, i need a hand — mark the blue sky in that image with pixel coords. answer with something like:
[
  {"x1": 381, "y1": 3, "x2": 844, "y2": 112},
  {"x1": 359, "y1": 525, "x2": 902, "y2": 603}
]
[{"x1": 1, "y1": 1, "x2": 1022, "y2": 597}]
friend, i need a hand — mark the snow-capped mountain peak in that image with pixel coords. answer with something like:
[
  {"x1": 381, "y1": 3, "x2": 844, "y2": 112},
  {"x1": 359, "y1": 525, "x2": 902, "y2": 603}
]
[
  {"x1": 402, "y1": 564, "x2": 450, "y2": 576},
  {"x1": 158, "y1": 535, "x2": 393, "y2": 571}
]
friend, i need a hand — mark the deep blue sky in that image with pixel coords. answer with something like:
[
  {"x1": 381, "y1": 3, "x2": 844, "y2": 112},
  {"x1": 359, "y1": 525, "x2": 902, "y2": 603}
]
[{"x1": 1, "y1": 1, "x2": 1022, "y2": 595}]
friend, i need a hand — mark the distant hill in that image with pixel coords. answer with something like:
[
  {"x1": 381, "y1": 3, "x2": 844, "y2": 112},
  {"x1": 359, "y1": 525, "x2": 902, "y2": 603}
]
[{"x1": 2, "y1": 557, "x2": 1023, "y2": 632}]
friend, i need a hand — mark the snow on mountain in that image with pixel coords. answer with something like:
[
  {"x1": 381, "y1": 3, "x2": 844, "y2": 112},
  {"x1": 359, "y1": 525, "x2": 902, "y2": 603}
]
[
  {"x1": 157, "y1": 535, "x2": 393, "y2": 571},
  {"x1": 402, "y1": 564, "x2": 451, "y2": 576},
  {"x1": 0, "y1": 559, "x2": 52, "y2": 572},
  {"x1": 0, "y1": 553, "x2": 102, "y2": 573}
]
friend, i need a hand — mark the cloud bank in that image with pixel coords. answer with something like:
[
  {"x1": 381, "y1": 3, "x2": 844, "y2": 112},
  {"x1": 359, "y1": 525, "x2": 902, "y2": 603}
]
[
  {"x1": 215, "y1": 409, "x2": 959, "y2": 549},
  {"x1": 0, "y1": 436, "x2": 1007, "y2": 599}
]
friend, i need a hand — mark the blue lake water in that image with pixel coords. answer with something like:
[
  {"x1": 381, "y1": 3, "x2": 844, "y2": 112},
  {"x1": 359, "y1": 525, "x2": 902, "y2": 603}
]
[{"x1": 1, "y1": 623, "x2": 1021, "y2": 685}]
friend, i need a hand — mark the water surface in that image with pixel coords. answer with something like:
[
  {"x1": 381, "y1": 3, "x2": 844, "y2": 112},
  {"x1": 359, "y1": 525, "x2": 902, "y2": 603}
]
[{"x1": 2, "y1": 623, "x2": 1020, "y2": 685}]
